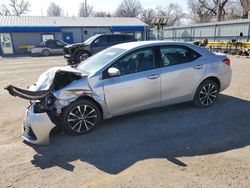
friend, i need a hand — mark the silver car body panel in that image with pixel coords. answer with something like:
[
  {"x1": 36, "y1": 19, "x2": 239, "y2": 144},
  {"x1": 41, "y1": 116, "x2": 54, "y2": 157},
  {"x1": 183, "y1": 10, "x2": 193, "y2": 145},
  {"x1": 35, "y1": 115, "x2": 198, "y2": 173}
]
[
  {"x1": 100, "y1": 68, "x2": 161, "y2": 116},
  {"x1": 22, "y1": 105, "x2": 56, "y2": 145},
  {"x1": 29, "y1": 47, "x2": 64, "y2": 55},
  {"x1": 29, "y1": 66, "x2": 83, "y2": 91},
  {"x1": 16, "y1": 41, "x2": 231, "y2": 145}
]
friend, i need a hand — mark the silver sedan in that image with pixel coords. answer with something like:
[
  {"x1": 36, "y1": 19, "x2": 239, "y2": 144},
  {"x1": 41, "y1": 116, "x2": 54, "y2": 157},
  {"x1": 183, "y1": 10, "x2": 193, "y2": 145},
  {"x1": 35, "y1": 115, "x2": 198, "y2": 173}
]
[
  {"x1": 29, "y1": 40, "x2": 67, "y2": 56},
  {"x1": 6, "y1": 41, "x2": 232, "y2": 145}
]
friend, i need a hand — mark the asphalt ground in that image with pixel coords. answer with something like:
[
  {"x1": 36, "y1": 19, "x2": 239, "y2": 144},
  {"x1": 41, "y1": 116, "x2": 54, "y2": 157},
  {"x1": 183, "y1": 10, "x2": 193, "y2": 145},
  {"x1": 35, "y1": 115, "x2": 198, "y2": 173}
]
[{"x1": 0, "y1": 55, "x2": 249, "y2": 188}]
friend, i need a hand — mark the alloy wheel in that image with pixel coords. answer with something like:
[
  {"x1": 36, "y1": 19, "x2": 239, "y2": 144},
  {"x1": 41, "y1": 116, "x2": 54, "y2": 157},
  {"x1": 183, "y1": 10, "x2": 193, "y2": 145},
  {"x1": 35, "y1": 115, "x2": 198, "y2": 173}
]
[
  {"x1": 67, "y1": 105, "x2": 97, "y2": 134},
  {"x1": 79, "y1": 53, "x2": 89, "y2": 62},
  {"x1": 199, "y1": 84, "x2": 218, "y2": 106}
]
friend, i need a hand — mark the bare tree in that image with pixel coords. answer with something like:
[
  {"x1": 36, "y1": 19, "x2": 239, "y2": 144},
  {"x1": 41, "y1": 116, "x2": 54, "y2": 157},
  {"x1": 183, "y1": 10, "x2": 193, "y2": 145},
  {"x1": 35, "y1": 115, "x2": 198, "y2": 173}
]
[
  {"x1": 188, "y1": 0, "x2": 250, "y2": 22},
  {"x1": 0, "y1": 0, "x2": 30, "y2": 16},
  {"x1": 79, "y1": 0, "x2": 93, "y2": 17},
  {"x1": 93, "y1": 11, "x2": 111, "y2": 17},
  {"x1": 156, "y1": 4, "x2": 185, "y2": 26},
  {"x1": 224, "y1": 0, "x2": 242, "y2": 20},
  {"x1": 47, "y1": 2, "x2": 62, "y2": 16},
  {"x1": 0, "y1": 5, "x2": 11, "y2": 16},
  {"x1": 140, "y1": 8, "x2": 155, "y2": 25},
  {"x1": 240, "y1": 0, "x2": 250, "y2": 18},
  {"x1": 216, "y1": 0, "x2": 230, "y2": 21},
  {"x1": 188, "y1": 0, "x2": 214, "y2": 23},
  {"x1": 115, "y1": 0, "x2": 142, "y2": 17},
  {"x1": 194, "y1": 0, "x2": 230, "y2": 21}
]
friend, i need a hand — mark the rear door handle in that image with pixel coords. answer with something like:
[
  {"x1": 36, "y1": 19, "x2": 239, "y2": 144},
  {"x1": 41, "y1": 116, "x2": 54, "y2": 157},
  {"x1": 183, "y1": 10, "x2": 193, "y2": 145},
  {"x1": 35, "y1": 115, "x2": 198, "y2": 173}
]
[
  {"x1": 147, "y1": 74, "x2": 160, "y2": 80},
  {"x1": 193, "y1": 65, "x2": 204, "y2": 69}
]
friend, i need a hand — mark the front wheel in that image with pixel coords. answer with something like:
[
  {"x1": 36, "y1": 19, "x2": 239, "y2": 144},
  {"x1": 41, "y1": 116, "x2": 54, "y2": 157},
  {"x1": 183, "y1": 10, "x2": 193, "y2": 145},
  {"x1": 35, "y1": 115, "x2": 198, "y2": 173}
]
[
  {"x1": 42, "y1": 49, "x2": 51, "y2": 56},
  {"x1": 193, "y1": 79, "x2": 219, "y2": 108},
  {"x1": 62, "y1": 99, "x2": 101, "y2": 135},
  {"x1": 77, "y1": 51, "x2": 89, "y2": 63}
]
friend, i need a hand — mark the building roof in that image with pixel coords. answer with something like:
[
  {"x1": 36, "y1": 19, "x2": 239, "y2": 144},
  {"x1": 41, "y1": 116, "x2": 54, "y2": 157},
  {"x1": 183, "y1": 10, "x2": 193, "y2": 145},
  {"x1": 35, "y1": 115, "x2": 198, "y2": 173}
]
[
  {"x1": 164, "y1": 19, "x2": 250, "y2": 29},
  {"x1": 0, "y1": 16, "x2": 147, "y2": 27}
]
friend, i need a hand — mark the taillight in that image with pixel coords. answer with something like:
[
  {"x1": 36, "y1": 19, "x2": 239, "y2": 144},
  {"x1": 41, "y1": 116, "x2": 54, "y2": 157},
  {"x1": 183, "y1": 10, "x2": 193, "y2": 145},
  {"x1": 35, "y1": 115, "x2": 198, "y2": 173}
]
[{"x1": 223, "y1": 58, "x2": 230, "y2": 66}]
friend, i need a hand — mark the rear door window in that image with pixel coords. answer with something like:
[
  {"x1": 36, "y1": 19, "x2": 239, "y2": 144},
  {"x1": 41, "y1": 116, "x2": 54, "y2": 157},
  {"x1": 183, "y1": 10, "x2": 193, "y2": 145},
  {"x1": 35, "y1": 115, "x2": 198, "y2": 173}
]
[
  {"x1": 108, "y1": 35, "x2": 117, "y2": 43},
  {"x1": 159, "y1": 45, "x2": 201, "y2": 67}
]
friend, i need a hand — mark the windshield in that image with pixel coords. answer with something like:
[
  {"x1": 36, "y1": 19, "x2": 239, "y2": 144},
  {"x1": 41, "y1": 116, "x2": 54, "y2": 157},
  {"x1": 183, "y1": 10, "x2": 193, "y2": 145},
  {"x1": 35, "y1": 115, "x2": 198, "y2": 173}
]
[
  {"x1": 83, "y1": 35, "x2": 100, "y2": 45},
  {"x1": 77, "y1": 47, "x2": 126, "y2": 74}
]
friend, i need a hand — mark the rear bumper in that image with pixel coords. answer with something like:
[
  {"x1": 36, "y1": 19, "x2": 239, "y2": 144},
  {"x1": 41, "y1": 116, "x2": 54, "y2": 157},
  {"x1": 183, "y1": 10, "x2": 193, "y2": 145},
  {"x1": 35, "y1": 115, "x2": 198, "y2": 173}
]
[
  {"x1": 219, "y1": 66, "x2": 232, "y2": 92},
  {"x1": 22, "y1": 104, "x2": 56, "y2": 145}
]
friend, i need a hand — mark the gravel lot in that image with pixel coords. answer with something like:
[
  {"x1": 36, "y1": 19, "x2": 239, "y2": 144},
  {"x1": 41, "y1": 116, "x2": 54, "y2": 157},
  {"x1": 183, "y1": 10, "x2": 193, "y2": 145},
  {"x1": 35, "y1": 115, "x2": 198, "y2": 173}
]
[{"x1": 0, "y1": 55, "x2": 249, "y2": 188}]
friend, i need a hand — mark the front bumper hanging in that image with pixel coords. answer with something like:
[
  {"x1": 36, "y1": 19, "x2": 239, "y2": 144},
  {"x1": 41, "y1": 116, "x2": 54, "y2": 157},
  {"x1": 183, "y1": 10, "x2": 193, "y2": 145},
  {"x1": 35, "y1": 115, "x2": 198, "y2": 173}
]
[
  {"x1": 22, "y1": 105, "x2": 56, "y2": 145},
  {"x1": 5, "y1": 85, "x2": 52, "y2": 100}
]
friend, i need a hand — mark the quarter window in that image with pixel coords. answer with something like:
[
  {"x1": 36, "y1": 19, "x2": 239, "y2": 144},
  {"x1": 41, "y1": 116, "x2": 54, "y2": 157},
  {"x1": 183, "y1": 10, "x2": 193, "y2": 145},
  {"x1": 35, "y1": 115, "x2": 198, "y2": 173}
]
[
  {"x1": 160, "y1": 46, "x2": 201, "y2": 67},
  {"x1": 111, "y1": 48, "x2": 155, "y2": 76}
]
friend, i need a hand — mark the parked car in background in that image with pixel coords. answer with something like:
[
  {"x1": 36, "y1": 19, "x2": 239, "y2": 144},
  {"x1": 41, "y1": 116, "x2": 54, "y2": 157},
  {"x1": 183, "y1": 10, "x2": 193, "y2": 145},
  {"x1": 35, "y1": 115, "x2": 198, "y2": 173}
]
[
  {"x1": 6, "y1": 41, "x2": 232, "y2": 145},
  {"x1": 29, "y1": 40, "x2": 68, "y2": 56},
  {"x1": 64, "y1": 34, "x2": 136, "y2": 65}
]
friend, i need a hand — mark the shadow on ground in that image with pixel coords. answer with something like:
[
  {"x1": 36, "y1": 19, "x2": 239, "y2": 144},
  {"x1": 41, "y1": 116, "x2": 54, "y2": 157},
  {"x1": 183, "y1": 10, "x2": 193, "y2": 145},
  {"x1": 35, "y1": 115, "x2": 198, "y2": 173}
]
[{"x1": 30, "y1": 94, "x2": 250, "y2": 174}]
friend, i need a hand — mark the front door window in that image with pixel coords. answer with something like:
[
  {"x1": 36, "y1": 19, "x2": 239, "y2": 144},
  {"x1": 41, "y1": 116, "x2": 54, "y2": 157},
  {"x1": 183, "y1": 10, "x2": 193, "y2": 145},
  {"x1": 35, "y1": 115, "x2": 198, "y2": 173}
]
[{"x1": 0, "y1": 33, "x2": 14, "y2": 55}]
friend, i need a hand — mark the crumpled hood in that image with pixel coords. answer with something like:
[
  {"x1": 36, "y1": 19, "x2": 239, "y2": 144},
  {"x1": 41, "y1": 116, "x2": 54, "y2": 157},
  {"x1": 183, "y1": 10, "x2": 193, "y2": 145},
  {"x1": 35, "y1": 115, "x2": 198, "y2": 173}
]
[
  {"x1": 29, "y1": 66, "x2": 83, "y2": 91},
  {"x1": 65, "y1": 43, "x2": 87, "y2": 48}
]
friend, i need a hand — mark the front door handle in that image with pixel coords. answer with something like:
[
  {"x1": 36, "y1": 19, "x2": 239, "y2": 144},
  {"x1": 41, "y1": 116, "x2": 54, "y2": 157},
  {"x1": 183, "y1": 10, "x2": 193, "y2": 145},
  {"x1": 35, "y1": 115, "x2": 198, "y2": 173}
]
[
  {"x1": 147, "y1": 74, "x2": 160, "y2": 80},
  {"x1": 193, "y1": 65, "x2": 204, "y2": 69}
]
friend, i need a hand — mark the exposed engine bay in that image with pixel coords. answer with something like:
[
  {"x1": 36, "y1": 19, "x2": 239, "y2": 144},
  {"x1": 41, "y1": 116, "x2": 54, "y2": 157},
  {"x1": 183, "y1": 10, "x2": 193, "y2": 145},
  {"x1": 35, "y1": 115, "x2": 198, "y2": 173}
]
[
  {"x1": 6, "y1": 67, "x2": 83, "y2": 100},
  {"x1": 6, "y1": 67, "x2": 84, "y2": 118}
]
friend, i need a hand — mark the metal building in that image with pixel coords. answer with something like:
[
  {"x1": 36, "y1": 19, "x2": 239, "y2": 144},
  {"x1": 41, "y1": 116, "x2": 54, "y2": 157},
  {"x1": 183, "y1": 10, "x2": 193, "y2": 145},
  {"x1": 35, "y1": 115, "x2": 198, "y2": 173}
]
[
  {"x1": 157, "y1": 19, "x2": 250, "y2": 42},
  {"x1": 0, "y1": 16, "x2": 147, "y2": 55}
]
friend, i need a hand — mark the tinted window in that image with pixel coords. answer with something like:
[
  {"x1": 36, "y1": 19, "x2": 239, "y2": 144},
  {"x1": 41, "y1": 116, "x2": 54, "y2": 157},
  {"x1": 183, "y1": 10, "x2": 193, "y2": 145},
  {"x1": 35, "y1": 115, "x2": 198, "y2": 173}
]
[
  {"x1": 111, "y1": 48, "x2": 155, "y2": 76},
  {"x1": 56, "y1": 40, "x2": 66, "y2": 46},
  {"x1": 160, "y1": 46, "x2": 201, "y2": 67},
  {"x1": 108, "y1": 35, "x2": 117, "y2": 43},
  {"x1": 108, "y1": 35, "x2": 134, "y2": 43},
  {"x1": 94, "y1": 36, "x2": 108, "y2": 45},
  {"x1": 45, "y1": 40, "x2": 56, "y2": 47},
  {"x1": 115, "y1": 35, "x2": 127, "y2": 42}
]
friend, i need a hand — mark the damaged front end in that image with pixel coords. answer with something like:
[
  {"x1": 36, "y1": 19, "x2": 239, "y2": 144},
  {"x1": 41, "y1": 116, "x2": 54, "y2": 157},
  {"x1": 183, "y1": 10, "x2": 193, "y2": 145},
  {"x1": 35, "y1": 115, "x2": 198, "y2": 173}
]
[{"x1": 5, "y1": 67, "x2": 87, "y2": 145}]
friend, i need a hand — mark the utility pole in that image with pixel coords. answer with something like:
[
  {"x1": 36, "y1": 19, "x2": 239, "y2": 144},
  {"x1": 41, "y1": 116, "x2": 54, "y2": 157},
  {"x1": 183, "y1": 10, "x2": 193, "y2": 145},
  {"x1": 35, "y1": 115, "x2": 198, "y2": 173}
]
[
  {"x1": 85, "y1": 0, "x2": 87, "y2": 17},
  {"x1": 41, "y1": 8, "x2": 43, "y2": 17}
]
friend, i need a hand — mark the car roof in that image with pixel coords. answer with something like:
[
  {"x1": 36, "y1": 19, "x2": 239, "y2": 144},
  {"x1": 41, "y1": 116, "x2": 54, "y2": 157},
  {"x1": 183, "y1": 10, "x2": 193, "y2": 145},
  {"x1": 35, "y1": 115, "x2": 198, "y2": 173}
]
[
  {"x1": 94, "y1": 34, "x2": 133, "y2": 37},
  {"x1": 113, "y1": 41, "x2": 214, "y2": 56}
]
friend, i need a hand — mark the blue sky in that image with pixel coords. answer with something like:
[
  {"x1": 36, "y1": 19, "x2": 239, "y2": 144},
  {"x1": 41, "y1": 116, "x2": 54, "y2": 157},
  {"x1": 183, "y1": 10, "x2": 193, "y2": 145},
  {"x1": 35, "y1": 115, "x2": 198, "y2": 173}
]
[{"x1": 1, "y1": 0, "x2": 187, "y2": 16}]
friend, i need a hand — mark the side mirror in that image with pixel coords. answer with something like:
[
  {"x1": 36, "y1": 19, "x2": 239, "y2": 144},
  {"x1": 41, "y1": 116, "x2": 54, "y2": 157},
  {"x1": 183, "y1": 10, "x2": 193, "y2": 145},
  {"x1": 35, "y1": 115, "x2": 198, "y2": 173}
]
[{"x1": 108, "y1": 67, "x2": 120, "y2": 77}]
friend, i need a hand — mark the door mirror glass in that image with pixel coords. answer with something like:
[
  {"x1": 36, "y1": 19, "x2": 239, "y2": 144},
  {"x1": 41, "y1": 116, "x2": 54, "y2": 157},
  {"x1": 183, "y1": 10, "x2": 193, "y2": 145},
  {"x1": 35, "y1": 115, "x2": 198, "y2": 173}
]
[{"x1": 108, "y1": 67, "x2": 120, "y2": 77}]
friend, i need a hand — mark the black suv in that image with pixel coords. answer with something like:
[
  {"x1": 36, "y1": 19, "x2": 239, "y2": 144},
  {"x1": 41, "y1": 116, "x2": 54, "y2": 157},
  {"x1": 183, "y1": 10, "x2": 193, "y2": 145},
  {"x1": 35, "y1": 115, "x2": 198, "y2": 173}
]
[{"x1": 64, "y1": 34, "x2": 136, "y2": 64}]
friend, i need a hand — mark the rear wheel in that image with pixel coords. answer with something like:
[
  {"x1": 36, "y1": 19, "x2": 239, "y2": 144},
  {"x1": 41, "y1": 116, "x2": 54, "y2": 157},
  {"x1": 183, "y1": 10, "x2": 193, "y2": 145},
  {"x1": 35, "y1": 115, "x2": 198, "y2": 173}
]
[
  {"x1": 193, "y1": 79, "x2": 219, "y2": 108},
  {"x1": 42, "y1": 49, "x2": 51, "y2": 56},
  {"x1": 62, "y1": 99, "x2": 101, "y2": 135}
]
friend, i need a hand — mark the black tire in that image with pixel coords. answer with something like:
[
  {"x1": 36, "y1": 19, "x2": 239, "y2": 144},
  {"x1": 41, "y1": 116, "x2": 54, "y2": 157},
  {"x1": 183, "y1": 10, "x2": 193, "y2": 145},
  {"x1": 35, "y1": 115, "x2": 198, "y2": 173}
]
[
  {"x1": 67, "y1": 60, "x2": 75, "y2": 66},
  {"x1": 42, "y1": 49, "x2": 51, "y2": 56},
  {"x1": 193, "y1": 79, "x2": 219, "y2": 108},
  {"x1": 62, "y1": 99, "x2": 101, "y2": 135},
  {"x1": 76, "y1": 51, "x2": 89, "y2": 63}
]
